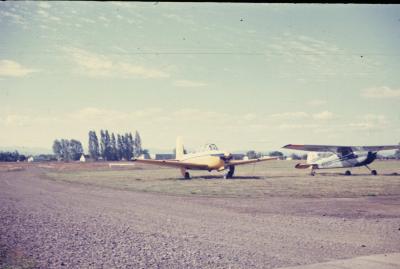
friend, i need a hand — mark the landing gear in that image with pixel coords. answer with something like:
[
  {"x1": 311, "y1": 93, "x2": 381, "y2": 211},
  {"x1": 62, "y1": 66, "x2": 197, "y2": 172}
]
[
  {"x1": 224, "y1": 166, "x2": 235, "y2": 179},
  {"x1": 180, "y1": 168, "x2": 191, "y2": 179},
  {"x1": 309, "y1": 165, "x2": 317, "y2": 176},
  {"x1": 184, "y1": 172, "x2": 190, "y2": 179},
  {"x1": 344, "y1": 170, "x2": 352, "y2": 176},
  {"x1": 365, "y1": 165, "x2": 377, "y2": 175}
]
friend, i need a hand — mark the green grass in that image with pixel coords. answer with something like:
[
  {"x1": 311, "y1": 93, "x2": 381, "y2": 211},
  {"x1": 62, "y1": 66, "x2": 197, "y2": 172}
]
[{"x1": 44, "y1": 160, "x2": 400, "y2": 198}]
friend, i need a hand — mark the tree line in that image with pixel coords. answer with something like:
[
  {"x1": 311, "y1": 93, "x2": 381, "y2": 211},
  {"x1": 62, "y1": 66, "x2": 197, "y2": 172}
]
[
  {"x1": 88, "y1": 130, "x2": 142, "y2": 161},
  {"x1": 52, "y1": 139, "x2": 84, "y2": 161},
  {"x1": 0, "y1": 151, "x2": 26, "y2": 162},
  {"x1": 51, "y1": 130, "x2": 142, "y2": 161},
  {"x1": 245, "y1": 150, "x2": 307, "y2": 160}
]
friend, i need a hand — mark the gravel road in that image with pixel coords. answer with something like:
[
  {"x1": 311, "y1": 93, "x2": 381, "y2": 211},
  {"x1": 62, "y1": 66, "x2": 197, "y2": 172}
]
[{"x1": 1, "y1": 167, "x2": 400, "y2": 268}]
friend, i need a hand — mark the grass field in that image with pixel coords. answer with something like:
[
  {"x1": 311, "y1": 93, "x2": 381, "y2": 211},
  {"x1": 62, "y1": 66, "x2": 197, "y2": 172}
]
[{"x1": 42, "y1": 160, "x2": 400, "y2": 198}]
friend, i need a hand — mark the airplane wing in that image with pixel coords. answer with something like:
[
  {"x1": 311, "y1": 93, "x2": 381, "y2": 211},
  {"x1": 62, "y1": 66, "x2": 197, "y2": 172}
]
[
  {"x1": 132, "y1": 159, "x2": 209, "y2": 170},
  {"x1": 355, "y1": 145, "x2": 400, "y2": 152},
  {"x1": 283, "y1": 144, "x2": 400, "y2": 153},
  {"x1": 225, "y1": 156, "x2": 278, "y2": 166},
  {"x1": 283, "y1": 144, "x2": 343, "y2": 152}
]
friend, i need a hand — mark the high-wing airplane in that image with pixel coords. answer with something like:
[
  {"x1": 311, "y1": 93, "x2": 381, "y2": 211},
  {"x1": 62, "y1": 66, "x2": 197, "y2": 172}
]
[
  {"x1": 133, "y1": 137, "x2": 278, "y2": 179},
  {"x1": 282, "y1": 144, "x2": 399, "y2": 176}
]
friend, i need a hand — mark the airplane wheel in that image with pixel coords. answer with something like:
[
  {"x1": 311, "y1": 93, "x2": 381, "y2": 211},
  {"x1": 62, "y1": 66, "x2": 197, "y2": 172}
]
[
  {"x1": 345, "y1": 170, "x2": 351, "y2": 176},
  {"x1": 184, "y1": 172, "x2": 191, "y2": 180},
  {"x1": 224, "y1": 166, "x2": 235, "y2": 179},
  {"x1": 371, "y1": 170, "x2": 377, "y2": 176},
  {"x1": 310, "y1": 171, "x2": 315, "y2": 176}
]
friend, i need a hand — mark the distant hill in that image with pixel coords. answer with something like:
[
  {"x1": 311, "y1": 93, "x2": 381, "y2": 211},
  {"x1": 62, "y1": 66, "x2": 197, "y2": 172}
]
[{"x1": 0, "y1": 146, "x2": 53, "y2": 156}]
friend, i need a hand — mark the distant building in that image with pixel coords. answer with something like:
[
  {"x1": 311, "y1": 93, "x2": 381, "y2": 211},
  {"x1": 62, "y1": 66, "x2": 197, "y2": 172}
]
[
  {"x1": 155, "y1": 154, "x2": 175, "y2": 160},
  {"x1": 27, "y1": 156, "x2": 34, "y2": 162},
  {"x1": 138, "y1": 153, "x2": 151, "y2": 160},
  {"x1": 231, "y1": 153, "x2": 246, "y2": 160},
  {"x1": 79, "y1": 154, "x2": 86, "y2": 162}
]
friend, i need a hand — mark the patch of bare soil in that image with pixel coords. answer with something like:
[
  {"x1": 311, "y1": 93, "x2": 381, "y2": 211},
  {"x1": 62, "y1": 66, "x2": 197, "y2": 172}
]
[{"x1": 1, "y1": 165, "x2": 399, "y2": 268}]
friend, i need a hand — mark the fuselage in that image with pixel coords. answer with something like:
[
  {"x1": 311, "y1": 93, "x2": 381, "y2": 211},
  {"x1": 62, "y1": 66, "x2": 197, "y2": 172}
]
[
  {"x1": 179, "y1": 150, "x2": 228, "y2": 170},
  {"x1": 309, "y1": 151, "x2": 377, "y2": 169}
]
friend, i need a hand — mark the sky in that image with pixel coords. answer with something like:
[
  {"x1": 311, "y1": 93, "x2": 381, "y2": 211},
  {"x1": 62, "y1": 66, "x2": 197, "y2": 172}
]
[{"x1": 0, "y1": 2, "x2": 399, "y2": 154}]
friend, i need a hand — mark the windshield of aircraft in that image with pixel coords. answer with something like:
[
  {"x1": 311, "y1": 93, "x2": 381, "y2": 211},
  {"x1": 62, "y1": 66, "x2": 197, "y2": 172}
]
[{"x1": 198, "y1": 144, "x2": 219, "y2": 152}]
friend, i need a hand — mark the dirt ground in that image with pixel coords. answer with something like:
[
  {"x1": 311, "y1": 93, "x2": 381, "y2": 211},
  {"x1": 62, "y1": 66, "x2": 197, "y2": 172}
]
[{"x1": 1, "y1": 161, "x2": 400, "y2": 268}]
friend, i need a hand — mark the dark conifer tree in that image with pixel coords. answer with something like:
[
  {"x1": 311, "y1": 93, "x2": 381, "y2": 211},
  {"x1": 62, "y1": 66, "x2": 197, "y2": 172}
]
[
  {"x1": 88, "y1": 131, "x2": 100, "y2": 161},
  {"x1": 100, "y1": 130, "x2": 106, "y2": 160},
  {"x1": 134, "y1": 131, "x2": 142, "y2": 157},
  {"x1": 110, "y1": 133, "x2": 117, "y2": 161},
  {"x1": 117, "y1": 134, "x2": 123, "y2": 161}
]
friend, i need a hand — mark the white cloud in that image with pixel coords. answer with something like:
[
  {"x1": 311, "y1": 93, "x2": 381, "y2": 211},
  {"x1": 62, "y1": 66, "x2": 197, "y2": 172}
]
[
  {"x1": 0, "y1": 60, "x2": 37, "y2": 77},
  {"x1": 98, "y1": 16, "x2": 109, "y2": 22},
  {"x1": 38, "y1": 2, "x2": 51, "y2": 9},
  {"x1": 82, "y1": 18, "x2": 96, "y2": 24},
  {"x1": 70, "y1": 107, "x2": 127, "y2": 122},
  {"x1": 37, "y1": 9, "x2": 49, "y2": 17},
  {"x1": 348, "y1": 114, "x2": 389, "y2": 131},
  {"x1": 308, "y1": 99, "x2": 326, "y2": 107},
  {"x1": 65, "y1": 47, "x2": 169, "y2": 79},
  {"x1": 312, "y1": 111, "x2": 334, "y2": 120},
  {"x1": 278, "y1": 123, "x2": 318, "y2": 130},
  {"x1": 361, "y1": 86, "x2": 400, "y2": 99},
  {"x1": 173, "y1": 80, "x2": 207, "y2": 88},
  {"x1": 0, "y1": 10, "x2": 24, "y2": 24},
  {"x1": 3, "y1": 115, "x2": 30, "y2": 127},
  {"x1": 270, "y1": 112, "x2": 309, "y2": 119},
  {"x1": 162, "y1": 13, "x2": 195, "y2": 25},
  {"x1": 119, "y1": 63, "x2": 168, "y2": 79},
  {"x1": 50, "y1": 16, "x2": 61, "y2": 21}
]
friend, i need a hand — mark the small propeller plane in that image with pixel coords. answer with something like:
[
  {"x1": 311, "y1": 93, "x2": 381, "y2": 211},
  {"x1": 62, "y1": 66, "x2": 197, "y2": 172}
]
[
  {"x1": 282, "y1": 144, "x2": 400, "y2": 176},
  {"x1": 133, "y1": 137, "x2": 278, "y2": 179}
]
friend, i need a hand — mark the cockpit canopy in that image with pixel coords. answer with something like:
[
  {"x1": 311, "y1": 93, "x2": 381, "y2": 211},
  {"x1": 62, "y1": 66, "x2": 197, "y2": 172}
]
[{"x1": 200, "y1": 143, "x2": 219, "y2": 151}]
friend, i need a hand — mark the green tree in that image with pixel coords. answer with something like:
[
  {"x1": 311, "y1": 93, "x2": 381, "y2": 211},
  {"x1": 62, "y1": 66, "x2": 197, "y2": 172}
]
[
  {"x1": 269, "y1": 151, "x2": 284, "y2": 158},
  {"x1": 53, "y1": 138, "x2": 83, "y2": 161},
  {"x1": 100, "y1": 130, "x2": 106, "y2": 159},
  {"x1": 52, "y1": 139, "x2": 62, "y2": 160},
  {"x1": 134, "y1": 131, "x2": 142, "y2": 157},
  {"x1": 117, "y1": 134, "x2": 123, "y2": 160},
  {"x1": 126, "y1": 133, "x2": 134, "y2": 160},
  {"x1": 246, "y1": 150, "x2": 257, "y2": 159},
  {"x1": 88, "y1": 130, "x2": 100, "y2": 161},
  {"x1": 60, "y1": 139, "x2": 71, "y2": 161},
  {"x1": 290, "y1": 153, "x2": 302, "y2": 160},
  {"x1": 70, "y1": 139, "x2": 84, "y2": 161},
  {"x1": 110, "y1": 133, "x2": 118, "y2": 161},
  {"x1": 104, "y1": 130, "x2": 112, "y2": 160}
]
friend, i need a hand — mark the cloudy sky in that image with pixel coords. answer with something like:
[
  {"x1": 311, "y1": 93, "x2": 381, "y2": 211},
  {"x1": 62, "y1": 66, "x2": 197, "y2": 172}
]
[{"x1": 0, "y1": 2, "x2": 399, "y2": 153}]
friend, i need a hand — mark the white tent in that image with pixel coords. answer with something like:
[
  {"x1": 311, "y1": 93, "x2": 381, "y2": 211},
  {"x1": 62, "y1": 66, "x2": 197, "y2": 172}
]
[{"x1": 79, "y1": 154, "x2": 86, "y2": 162}]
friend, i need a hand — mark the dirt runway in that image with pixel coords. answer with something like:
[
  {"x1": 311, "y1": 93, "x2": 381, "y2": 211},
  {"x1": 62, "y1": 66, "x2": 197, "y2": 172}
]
[{"x1": 1, "y1": 166, "x2": 400, "y2": 268}]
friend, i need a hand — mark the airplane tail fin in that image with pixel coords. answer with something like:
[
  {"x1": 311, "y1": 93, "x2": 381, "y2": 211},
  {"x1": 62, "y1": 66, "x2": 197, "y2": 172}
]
[{"x1": 175, "y1": 136, "x2": 185, "y2": 160}]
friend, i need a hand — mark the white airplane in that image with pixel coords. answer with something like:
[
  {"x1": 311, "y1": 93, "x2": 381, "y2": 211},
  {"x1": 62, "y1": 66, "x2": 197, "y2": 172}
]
[
  {"x1": 133, "y1": 137, "x2": 278, "y2": 179},
  {"x1": 283, "y1": 144, "x2": 400, "y2": 176}
]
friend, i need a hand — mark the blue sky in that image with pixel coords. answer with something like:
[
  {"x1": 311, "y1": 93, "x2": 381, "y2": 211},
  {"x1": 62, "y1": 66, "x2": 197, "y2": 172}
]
[{"x1": 0, "y1": 2, "x2": 399, "y2": 153}]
